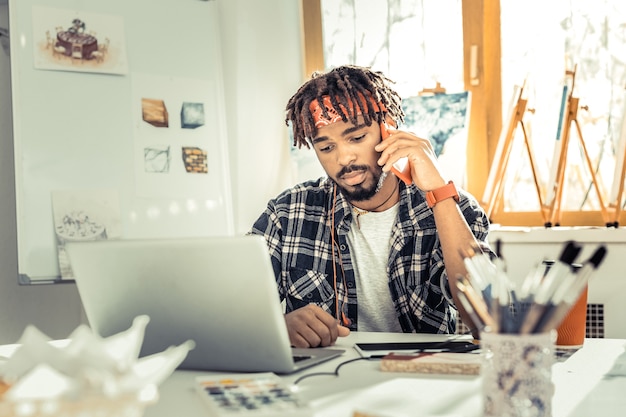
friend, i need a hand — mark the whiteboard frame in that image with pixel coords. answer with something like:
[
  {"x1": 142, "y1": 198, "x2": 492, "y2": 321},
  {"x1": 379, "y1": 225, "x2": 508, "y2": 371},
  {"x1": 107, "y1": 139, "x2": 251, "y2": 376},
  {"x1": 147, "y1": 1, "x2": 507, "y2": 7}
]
[{"x1": 9, "y1": 0, "x2": 234, "y2": 284}]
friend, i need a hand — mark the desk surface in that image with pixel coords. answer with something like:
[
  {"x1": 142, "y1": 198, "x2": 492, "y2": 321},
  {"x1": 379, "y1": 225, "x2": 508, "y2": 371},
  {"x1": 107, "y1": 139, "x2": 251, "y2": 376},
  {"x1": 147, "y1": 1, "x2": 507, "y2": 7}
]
[{"x1": 145, "y1": 332, "x2": 626, "y2": 417}]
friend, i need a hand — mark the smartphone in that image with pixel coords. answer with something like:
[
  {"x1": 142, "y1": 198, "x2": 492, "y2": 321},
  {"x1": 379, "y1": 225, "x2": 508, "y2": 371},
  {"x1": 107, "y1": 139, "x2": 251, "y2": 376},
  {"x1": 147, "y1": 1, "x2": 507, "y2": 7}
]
[
  {"x1": 354, "y1": 340, "x2": 480, "y2": 358},
  {"x1": 380, "y1": 123, "x2": 412, "y2": 185}
]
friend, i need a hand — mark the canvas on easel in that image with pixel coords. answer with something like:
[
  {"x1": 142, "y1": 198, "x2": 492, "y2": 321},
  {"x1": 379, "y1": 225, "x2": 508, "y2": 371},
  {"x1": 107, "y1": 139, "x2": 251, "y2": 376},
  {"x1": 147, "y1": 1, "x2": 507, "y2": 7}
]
[
  {"x1": 401, "y1": 85, "x2": 471, "y2": 188},
  {"x1": 480, "y1": 80, "x2": 545, "y2": 222},
  {"x1": 542, "y1": 66, "x2": 610, "y2": 226}
]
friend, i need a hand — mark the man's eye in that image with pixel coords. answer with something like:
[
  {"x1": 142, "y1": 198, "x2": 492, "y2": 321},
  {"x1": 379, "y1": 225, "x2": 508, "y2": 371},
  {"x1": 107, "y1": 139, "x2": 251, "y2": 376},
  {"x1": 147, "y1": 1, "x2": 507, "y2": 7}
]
[
  {"x1": 351, "y1": 134, "x2": 366, "y2": 142},
  {"x1": 319, "y1": 144, "x2": 334, "y2": 153}
]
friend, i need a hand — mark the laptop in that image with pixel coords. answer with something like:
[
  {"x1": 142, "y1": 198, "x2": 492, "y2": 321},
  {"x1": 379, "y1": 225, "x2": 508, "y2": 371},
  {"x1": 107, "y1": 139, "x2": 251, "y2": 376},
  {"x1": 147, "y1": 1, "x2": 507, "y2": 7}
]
[{"x1": 65, "y1": 235, "x2": 344, "y2": 374}]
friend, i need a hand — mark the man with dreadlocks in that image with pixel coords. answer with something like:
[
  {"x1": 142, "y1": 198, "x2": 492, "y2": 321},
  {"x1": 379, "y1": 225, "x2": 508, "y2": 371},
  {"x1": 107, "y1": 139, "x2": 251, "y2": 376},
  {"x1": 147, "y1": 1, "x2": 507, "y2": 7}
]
[{"x1": 249, "y1": 65, "x2": 491, "y2": 348}]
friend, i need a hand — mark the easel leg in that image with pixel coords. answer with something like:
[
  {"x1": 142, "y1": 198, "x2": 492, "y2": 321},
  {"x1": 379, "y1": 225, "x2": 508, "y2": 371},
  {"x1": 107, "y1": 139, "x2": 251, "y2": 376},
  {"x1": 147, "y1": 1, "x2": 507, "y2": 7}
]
[
  {"x1": 521, "y1": 121, "x2": 548, "y2": 224},
  {"x1": 573, "y1": 119, "x2": 610, "y2": 224},
  {"x1": 546, "y1": 116, "x2": 572, "y2": 227},
  {"x1": 606, "y1": 160, "x2": 626, "y2": 227}
]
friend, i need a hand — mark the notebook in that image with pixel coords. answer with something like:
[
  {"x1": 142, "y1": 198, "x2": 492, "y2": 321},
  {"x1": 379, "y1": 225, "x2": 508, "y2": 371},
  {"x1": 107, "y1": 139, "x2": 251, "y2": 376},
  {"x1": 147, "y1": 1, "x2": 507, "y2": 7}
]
[{"x1": 65, "y1": 235, "x2": 345, "y2": 374}]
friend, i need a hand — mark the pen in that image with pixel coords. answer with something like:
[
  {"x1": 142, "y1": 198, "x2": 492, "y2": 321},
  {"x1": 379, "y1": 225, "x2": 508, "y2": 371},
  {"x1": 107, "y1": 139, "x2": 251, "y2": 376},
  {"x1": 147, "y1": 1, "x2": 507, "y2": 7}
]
[
  {"x1": 491, "y1": 240, "x2": 520, "y2": 334},
  {"x1": 460, "y1": 245, "x2": 495, "y2": 307},
  {"x1": 519, "y1": 241, "x2": 581, "y2": 334},
  {"x1": 538, "y1": 245, "x2": 607, "y2": 333},
  {"x1": 456, "y1": 276, "x2": 496, "y2": 331},
  {"x1": 455, "y1": 281, "x2": 488, "y2": 333},
  {"x1": 495, "y1": 272, "x2": 517, "y2": 334},
  {"x1": 517, "y1": 260, "x2": 548, "y2": 302}
]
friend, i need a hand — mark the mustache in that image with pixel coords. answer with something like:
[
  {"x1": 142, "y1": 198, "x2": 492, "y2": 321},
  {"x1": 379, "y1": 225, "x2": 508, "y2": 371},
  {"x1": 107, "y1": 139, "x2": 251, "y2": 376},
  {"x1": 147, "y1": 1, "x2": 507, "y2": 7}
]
[{"x1": 337, "y1": 164, "x2": 369, "y2": 178}]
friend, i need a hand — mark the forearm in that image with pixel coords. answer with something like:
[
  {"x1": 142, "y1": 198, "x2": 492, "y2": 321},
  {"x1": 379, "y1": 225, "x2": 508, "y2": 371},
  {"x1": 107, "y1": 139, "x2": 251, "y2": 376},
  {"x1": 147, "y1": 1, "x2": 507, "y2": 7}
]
[{"x1": 431, "y1": 198, "x2": 485, "y2": 337}]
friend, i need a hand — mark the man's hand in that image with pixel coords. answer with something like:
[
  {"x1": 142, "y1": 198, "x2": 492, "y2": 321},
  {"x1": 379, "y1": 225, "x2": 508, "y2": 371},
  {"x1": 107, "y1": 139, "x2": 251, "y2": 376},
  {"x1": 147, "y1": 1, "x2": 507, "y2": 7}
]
[
  {"x1": 284, "y1": 305, "x2": 351, "y2": 348},
  {"x1": 374, "y1": 128, "x2": 446, "y2": 191}
]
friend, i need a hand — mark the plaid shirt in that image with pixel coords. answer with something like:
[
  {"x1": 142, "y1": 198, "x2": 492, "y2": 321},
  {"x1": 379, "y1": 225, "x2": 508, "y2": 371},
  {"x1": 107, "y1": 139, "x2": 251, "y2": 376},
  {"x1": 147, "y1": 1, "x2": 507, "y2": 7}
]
[{"x1": 249, "y1": 177, "x2": 490, "y2": 334}]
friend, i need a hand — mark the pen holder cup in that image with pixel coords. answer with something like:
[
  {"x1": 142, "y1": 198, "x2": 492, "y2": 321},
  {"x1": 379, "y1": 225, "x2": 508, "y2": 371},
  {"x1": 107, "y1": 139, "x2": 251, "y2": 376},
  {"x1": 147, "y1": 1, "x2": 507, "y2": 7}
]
[
  {"x1": 481, "y1": 331, "x2": 555, "y2": 417},
  {"x1": 556, "y1": 286, "x2": 587, "y2": 349}
]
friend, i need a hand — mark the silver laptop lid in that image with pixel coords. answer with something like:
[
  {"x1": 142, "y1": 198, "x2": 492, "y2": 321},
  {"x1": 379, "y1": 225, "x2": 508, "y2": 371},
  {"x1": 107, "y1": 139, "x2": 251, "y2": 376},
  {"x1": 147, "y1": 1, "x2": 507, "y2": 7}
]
[{"x1": 66, "y1": 235, "x2": 341, "y2": 373}]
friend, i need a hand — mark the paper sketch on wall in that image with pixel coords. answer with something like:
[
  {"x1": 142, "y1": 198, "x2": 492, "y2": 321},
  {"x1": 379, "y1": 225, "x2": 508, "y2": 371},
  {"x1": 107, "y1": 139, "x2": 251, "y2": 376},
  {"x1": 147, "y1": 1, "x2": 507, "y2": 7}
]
[
  {"x1": 52, "y1": 189, "x2": 122, "y2": 279},
  {"x1": 401, "y1": 92, "x2": 471, "y2": 187},
  {"x1": 142, "y1": 98, "x2": 170, "y2": 128},
  {"x1": 32, "y1": 6, "x2": 128, "y2": 75},
  {"x1": 144, "y1": 145, "x2": 171, "y2": 173},
  {"x1": 141, "y1": 99, "x2": 206, "y2": 130},
  {"x1": 132, "y1": 73, "x2": 217, "y2": 199},
  {"x1": 180, "y1": 102, "x2": 206, "y2": 129},
  {"x1": 139, "y1": 97, "x2": 209, "y2": 174},
  {"x1": 181, "y1": 147, "x2": 208, "y2": 173}
]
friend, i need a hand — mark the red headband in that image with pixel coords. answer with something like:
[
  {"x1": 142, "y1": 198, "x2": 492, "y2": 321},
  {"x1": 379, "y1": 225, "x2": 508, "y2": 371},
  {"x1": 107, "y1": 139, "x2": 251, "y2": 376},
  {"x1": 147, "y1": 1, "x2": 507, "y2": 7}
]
[{"x1": 309, "y1": 94, "x2": 386, "y2": 128}]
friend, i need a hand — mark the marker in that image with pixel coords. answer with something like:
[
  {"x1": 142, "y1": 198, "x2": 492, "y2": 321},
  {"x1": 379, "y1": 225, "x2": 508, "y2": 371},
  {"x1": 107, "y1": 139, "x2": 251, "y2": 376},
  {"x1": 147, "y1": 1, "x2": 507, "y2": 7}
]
[
  {"x1": 519, "y1": 241, "x2": 582, "y2": 334},
  {"x1": 538, "y1": 245, "x2": 607, "y2": 333}
]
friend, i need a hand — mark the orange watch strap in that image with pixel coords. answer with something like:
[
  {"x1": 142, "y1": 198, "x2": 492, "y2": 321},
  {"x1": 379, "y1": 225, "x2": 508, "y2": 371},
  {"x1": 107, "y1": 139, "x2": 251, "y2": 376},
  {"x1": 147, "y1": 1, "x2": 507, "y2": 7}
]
[{"x1": 425, "y1": 181, "x2": 460, "y2": 208}]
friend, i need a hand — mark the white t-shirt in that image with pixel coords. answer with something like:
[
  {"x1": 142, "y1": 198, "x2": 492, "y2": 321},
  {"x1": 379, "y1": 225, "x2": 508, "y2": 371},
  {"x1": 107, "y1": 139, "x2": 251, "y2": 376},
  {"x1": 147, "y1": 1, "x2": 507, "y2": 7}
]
[{"x1": 347, "y1": 203, "x2": 403, "y2": 332}]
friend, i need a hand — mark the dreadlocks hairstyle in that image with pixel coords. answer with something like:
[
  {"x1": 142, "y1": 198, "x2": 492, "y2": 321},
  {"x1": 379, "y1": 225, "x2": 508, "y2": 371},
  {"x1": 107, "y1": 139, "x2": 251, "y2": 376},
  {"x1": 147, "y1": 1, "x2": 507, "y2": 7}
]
[{"x1": 285, "y1": 65, "x2": 405, "y2": 149}]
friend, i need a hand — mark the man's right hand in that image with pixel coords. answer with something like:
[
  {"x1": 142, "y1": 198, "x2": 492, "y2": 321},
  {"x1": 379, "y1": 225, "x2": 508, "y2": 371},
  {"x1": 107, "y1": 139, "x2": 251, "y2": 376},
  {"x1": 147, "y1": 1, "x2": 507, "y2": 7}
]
[{"x1": 284, "y1": 304, "x2": 351, "y2": 348}]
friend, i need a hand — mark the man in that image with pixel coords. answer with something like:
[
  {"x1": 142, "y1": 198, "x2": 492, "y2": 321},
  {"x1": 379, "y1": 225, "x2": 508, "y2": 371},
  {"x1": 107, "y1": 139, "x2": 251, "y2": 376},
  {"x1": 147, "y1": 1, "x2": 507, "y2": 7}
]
[{"x1": 250, "y1": 65, "x2": 490, "y2": 348}]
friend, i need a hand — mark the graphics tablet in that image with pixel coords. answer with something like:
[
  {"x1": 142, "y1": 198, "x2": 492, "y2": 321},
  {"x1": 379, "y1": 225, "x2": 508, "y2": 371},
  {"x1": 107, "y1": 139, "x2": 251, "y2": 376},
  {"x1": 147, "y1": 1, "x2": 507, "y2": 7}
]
[{"x1": 354, "y1": 339, "x2": 479, "y2": 358}]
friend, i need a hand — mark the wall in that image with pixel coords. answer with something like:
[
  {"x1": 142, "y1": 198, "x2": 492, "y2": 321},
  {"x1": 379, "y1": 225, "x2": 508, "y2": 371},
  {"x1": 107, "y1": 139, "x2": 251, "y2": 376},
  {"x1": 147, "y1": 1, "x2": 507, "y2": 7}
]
[
  {"x1": 0, "y1": 0, "x2": 303, "y2": 344},
  {"x1": 218, "y1": 1, "x2": 304, "y2": 233}
]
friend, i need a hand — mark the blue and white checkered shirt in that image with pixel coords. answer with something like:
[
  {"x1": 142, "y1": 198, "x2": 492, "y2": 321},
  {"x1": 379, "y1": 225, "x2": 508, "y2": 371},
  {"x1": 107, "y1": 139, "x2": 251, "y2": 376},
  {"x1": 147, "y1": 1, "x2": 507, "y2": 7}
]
[{"x1": 249, "y1": 177, "x2": 491, "y2": 334}]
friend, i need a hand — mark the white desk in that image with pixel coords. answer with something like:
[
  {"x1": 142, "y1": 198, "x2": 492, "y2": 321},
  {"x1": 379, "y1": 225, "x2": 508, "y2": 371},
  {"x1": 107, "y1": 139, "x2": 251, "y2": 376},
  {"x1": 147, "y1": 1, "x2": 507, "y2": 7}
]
[{"x1": 145, "y1": 332, "x2": 626, "y2": 417}]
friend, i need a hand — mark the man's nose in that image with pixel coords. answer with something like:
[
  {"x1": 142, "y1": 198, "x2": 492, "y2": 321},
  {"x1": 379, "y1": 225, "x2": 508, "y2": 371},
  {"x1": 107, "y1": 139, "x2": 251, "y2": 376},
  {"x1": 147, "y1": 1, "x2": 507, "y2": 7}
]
[{"x1": 336, "y1": 144, "x2": 356, "y2": 166}]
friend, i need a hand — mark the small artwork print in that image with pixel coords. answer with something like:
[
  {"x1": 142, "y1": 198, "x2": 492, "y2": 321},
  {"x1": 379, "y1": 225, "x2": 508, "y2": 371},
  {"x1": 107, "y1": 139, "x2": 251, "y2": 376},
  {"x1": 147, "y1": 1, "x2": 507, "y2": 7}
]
[
  {"x1": 182, "y1": 147, "x2": 208, "y2": 174},
  {"x1": 142, "y1": 98, "x2": 170, "y2": 128},
  {"x1": 180, "y1": 102, "x2": 205, "y2": 129},
  {"x1": 52, "y1": 189, "x2": 122, "y2": 279},
  {"x1": 144, "y1": 146, "x2": 171, "y2": 173},
  {"x1": 32, "y1": 6, "x2": 128, "y2": 75}
]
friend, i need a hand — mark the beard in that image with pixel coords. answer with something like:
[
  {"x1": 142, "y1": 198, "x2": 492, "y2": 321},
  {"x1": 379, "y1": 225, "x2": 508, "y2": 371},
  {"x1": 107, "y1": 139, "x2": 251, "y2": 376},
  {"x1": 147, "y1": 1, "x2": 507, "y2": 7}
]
[{"x1": 335, "y1": 165, "x2": 387, "y2": 202}]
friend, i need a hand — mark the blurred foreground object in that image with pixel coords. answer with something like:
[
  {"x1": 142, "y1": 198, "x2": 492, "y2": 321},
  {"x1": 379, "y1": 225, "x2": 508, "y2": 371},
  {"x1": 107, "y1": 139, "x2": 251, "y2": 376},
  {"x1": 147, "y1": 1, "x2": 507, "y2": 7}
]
[{"x1": 0, "y1": 315, "x2": 194, "y2": 417}]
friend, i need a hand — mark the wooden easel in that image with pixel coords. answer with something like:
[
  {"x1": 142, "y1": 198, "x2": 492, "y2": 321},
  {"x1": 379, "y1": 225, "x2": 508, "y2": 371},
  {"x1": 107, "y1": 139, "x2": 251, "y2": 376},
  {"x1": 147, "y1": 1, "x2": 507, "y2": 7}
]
[
  {"x1": 481, "y1": 81, "x2": 546, "y2": 222},
  {"x1": 419, "y1": 82, "x2": 446, "y2": 96},
  {"x1": 542, "y1": 66, "x2": 610, "y2": 226},
  {"x1": 606, "y1": 87, "x2": 626, "y2": 226},
  {"x1": 606, "y1": 157, "x2": 626, "y2": 226}
]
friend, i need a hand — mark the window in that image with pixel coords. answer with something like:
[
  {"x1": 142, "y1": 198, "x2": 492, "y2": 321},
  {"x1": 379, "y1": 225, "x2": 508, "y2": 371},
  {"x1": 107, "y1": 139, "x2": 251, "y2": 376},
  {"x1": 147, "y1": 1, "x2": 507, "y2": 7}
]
[
  {"x1": 321, "y1": 0, "x2": 464, "y2": 97},
  {"x1": 303, "y1": 0, "x2": 626, "y2": 226},
  {"x1": 498, "y1": 0, "x2": 626, "y2": 226}
]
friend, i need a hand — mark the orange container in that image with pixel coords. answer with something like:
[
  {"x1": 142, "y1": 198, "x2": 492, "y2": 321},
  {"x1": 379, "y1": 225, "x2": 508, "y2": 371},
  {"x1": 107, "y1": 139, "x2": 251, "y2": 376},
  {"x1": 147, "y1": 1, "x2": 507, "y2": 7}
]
[{"x1": 556, "y1": 287, "x2": 587, "y2": 348}]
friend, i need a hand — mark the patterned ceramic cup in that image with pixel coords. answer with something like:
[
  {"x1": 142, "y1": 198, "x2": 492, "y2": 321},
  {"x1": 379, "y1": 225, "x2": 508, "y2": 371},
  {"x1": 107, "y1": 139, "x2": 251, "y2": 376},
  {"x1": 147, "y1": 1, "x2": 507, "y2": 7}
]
[{"x1": 481, "y1": 331, "x2": 556, "y2": 417}]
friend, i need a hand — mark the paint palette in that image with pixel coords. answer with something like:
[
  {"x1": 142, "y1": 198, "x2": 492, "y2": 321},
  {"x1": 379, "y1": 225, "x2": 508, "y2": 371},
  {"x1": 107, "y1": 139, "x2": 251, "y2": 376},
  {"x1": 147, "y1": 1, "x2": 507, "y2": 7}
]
[{"x1": 195, "y1": 373, "x2": 312, "y2": 416}]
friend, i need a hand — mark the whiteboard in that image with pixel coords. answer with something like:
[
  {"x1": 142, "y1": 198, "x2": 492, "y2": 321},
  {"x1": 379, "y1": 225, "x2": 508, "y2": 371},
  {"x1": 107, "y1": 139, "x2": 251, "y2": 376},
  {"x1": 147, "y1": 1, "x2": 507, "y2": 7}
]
[{"x1": 9, "y1": 0, "x2": 234, "y2": 283}]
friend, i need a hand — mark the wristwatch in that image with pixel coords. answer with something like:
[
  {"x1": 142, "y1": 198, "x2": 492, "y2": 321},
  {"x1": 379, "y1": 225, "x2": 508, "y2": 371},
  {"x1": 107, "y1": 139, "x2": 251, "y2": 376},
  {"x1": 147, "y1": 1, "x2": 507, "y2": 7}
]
[{"x1": 425, "y1": 181, "x2": 460, "y2": 208}]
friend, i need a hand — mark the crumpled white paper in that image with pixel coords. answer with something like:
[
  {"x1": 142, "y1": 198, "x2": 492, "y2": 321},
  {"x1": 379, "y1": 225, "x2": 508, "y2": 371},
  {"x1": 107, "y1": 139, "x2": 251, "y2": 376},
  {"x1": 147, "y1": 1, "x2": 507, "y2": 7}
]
[{"x1": 0, "y1": 315, "x2": 194, "y2": 405}]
